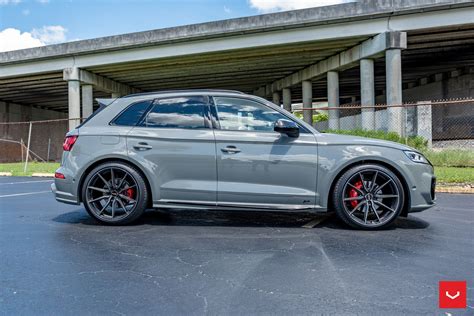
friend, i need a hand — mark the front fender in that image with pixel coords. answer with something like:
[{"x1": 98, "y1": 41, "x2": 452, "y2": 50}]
[{"x1": 316, "y1": 144, "x2": 414, "y2": 209}]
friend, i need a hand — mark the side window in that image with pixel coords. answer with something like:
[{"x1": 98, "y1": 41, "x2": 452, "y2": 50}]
[
  {"x1": 144, "y1": 96, "x2": 207, "y2": 129},
  {"x1": 213, "y1": 97, "x2": 288, "y2": 132},
  {"x1": 113, "y1": 100, "x2": 152, "y2": 126}
]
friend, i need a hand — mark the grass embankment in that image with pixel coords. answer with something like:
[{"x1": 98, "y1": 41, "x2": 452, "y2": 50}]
[{"x1": 0, "y1": 162, "x2": 60, "y2": 177}]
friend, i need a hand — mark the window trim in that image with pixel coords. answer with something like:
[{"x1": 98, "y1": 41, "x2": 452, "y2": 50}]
[
  {"x1": 109, "y1": 99, "x2": 154, "y2": 126},
  {"x1": 138, "y1": 95, "x2": 212, "y2": 130},
  {"x1": 210, "y1": 96, "x2": 309, "y2": 134}
]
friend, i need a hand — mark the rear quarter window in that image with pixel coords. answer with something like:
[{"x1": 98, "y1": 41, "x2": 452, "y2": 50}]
[{"x1": 112, "y1": 100, "x2": 153, "y2": 126}]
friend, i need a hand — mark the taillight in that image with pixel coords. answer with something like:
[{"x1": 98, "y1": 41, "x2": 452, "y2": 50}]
[
  {"x1": 54, "y1": 172, "x2": 65, "y2": 179},
  {"x1": 63, "y1": 135, "x2": 78, "y2": 151}
]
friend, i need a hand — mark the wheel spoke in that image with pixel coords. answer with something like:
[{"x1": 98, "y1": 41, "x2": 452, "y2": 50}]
[
  {"x1": 344, "y1": 196, "x2": 364, "y2": 202},
  {"x1": 374, "y1": 200, "x2": 396, "y2": 213},
  {"x1": 111, "y1": 168, "x2": 115, "y2": 189},
  {"x1": 349, "y1": 201, "x2": 365, "y2": 215},
  {"x1": 88, "y1": 195, "x2": 110, "y2": 203},
  {"x1": 375, "y1": 194, "x2": 399, "y2": 199},
  {"x1": 97, "y1": 173, "x2": 111, "y2": 190},
  {"x1": 370, "y1": 171, "x2": 378, "y2": 192},
  {"x1": 371, "y1": 201, "x2": 381, "y2": 222},
  {"x1": 347, "y1": 183, "x2": 364, "y2": 195},
  {"x1": 111, "y1": 199, "x2": 116, "y2": 218},
  {"x1": 376, "y1": 179, "x2": 393, "y2": 192},
  {"x1": 116, "y1": 198, "x2": 130, "y2": 214},
  {"x1": 119, "y1": 193, "x2": 136, "y2": 203},
  {"x1": 116, "y1": 172, "x2": 129, "y2": 191},
  {"x1": 88, "y1": 186, "x2": 109, "y2": 194},
  {"x1": 359, "y1": 172, "x2": 369, "y2": 192},
  {"x1": 99, "y1": 196, "x2": 113, "y2": 215},
  {"x1": 119, "y1": 185, "x2": 136, "y2": 194},
  {"x1": 363, "y1": 203, "x2": 369, "y2": 224}
]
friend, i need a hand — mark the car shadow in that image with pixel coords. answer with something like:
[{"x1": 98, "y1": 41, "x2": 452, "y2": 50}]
[{"x1": 52, "y1": 208, "x2": 430, "y2": 230}]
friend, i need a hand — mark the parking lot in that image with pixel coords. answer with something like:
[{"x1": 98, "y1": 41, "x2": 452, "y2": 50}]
[{"x1": 0, "y1": 176, "x2": 473, "y2": 315}]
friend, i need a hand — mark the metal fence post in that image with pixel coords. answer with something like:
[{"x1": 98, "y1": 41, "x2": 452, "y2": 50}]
[
  {"x1": 47, "y1": 138, "x2": 51, "y2": 162},
  {"x1": 23, "y1": 122, "x2": 32, "y2": 173}
]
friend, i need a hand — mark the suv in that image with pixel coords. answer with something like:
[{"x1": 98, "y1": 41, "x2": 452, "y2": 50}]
[{"x1": 52, "y1": 90, "x2": 436, "y2": 229}]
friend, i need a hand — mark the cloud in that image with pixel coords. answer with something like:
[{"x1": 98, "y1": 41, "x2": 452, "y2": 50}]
[
  {"x1": 31, "y1": 25, "x2": 67, "y2": 44},
  {"x1": 249, "y1": 0, "x2": 353, "y2": 12},
  {"x1": 0, "y1": 26, "x2": 67, "y2": 52},
  {"x1": 0, "y1": 0, "x2": 21, "y2": 5},
  {"x1": 0, "y1": 28, "x2": 44, "y2": 52}
]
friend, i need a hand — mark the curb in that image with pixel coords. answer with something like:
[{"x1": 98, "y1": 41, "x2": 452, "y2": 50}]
[
  {"x1": 0, "y1": 172, "x2": 12, "y2": 176},
  {"x1": 436, "y1": 186, "x2": 474, "y2": 194},
  {"x1": 31, "y1": 173, "x2": 55, "y2": 178}
]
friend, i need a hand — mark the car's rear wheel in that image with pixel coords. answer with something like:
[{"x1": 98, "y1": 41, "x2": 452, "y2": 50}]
[
  {"x1": 82, "y1": 162, "x2": 148, "y2": 225},
  {"x1": 332, "y1": 164, "x2": 405, "y2": 229}
]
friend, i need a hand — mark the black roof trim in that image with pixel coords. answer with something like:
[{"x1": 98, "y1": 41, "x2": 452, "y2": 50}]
[{"x1": 123, "y1": 89, "x2": 246, "y2": 98}]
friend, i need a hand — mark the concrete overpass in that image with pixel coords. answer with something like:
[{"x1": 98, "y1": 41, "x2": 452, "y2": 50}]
[{"x1": 1, "y1": 0, "x2": 473, "y2": 132}]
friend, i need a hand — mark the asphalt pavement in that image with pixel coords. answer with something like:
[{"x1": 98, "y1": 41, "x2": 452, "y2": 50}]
[{"x1": 0, "y1": 176, "x2": 473, "y2": 315}]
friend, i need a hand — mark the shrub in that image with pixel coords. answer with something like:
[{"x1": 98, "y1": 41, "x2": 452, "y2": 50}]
[
  {"x1": 293, "y1": 111, "x2": 328, "y2": 122},
  {"x1": 324, "y1": 129, "x2": 428, "y2": 152}
]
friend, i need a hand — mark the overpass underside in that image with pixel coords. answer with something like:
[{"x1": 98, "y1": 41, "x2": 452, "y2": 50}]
[{"x1": 0, "y1": 0, "x2": 473, "y2": 135}]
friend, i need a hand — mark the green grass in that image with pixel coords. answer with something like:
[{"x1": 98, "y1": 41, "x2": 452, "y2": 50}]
[
  {"x1": 0, "y1": 162, "x2": 60, "y2": 176},
  {"x1": 435, "y1": 166, "x2": 474, "y2": 184},
  {"x1": 425, "y1": 149, "x2": 474, "y2": 168}
]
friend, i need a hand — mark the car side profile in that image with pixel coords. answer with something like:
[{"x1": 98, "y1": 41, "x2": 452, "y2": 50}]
[{"x1": 52, "y1": 90, "x2": 436, "y2": 229}]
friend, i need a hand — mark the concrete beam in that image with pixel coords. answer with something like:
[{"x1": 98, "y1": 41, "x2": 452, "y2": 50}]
[
  {"x1": 262, "y1": 32, "x2": 406, "y2": 95},
  {"x1": 63, "y1": 68, "x2": 140, "y2": 95}
]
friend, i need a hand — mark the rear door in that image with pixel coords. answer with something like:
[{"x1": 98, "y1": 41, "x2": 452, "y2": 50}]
[
  {"x1": 126, "y1": 95, "x2": 217, "y2": 206},
  {"x1": 212, "y1": 96, "x2": 318, "y2": 209}
]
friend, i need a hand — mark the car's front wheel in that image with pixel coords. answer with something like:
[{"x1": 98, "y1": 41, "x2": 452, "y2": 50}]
[
  {"x1": 332, "y1": 164, "x2": 405, "y2": 229},
  {"x1": 82, "y1": 161, "x2": 148, "y2": 225}
]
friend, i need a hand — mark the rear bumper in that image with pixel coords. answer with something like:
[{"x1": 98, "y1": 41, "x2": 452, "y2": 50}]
[{"x1": 51, "y1": 182, "x2": 80, "y2": 205}]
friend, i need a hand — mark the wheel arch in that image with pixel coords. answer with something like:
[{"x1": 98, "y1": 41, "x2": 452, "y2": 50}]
[
  {"x1": 327, "y1": 159, "x2": 411, "y2": 217},
  {"x1": 77, "y1": 157, "x2": 153, "y2": 208}
]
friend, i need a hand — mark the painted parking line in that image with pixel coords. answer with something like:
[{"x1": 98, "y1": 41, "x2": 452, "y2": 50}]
[
  {"x1": 0, "y1": 180, "x2": 54, "y2": 186},
  {"x1": 0, "y1": 191, "x2": 51, "y2": 198}
]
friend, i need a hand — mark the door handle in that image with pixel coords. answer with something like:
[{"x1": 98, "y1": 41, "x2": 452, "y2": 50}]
[
  {"x1": 133, "y1": 142, "x2": 152, "y2": 151},
  {"x1": 221, "y1": 146, "x2": 241, "y2": 154}
]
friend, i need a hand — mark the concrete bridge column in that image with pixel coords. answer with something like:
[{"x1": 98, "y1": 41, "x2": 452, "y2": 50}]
[
  {"x1": 81, "y1": 84, "x2": 93, "y2": 119},
  {"x1": 327, "y1": 71, "x2": 340, "y2": 130},
  {"x1": 360, "y1": 59, "x2": 375, "y2": 130},
  {"x1": 111, "y1": 92, "x2": 121, "y2": 98},
  {"x1": 386, "y1": 48, "x2": 404, "y2": 136},
  {"x1": 282, "y1": 88, "x2": 291, "y2": 112},
  {"x1": 302, "y1": 80, "x2": 313, "y2": 125},
  {"x1": 65, "y1": 67, "x2": 81, "y2": 131},
  {"x1": 272, "y1": 91, "x2": 281, "y2": 107}
]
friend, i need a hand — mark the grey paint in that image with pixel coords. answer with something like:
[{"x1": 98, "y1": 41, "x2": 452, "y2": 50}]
[{"x1": 53, "y1": 90, "x2": 435, "y2": 215}]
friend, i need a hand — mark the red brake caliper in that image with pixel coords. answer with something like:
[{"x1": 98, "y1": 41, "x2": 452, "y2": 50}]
[
  {"x1": 349, "y1": 181, "x2": 363, "y2": 208},
  {"x1": 126, "y1": 188, "x2": 135, "y2": 200}
]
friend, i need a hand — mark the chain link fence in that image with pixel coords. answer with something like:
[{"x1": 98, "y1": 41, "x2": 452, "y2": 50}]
[
  {"x1": 0, "y1": 118, "x2": 73, "y2": 164},
  {"x1": 294, "y1": 98, "x2": 474, "y2": 149}
]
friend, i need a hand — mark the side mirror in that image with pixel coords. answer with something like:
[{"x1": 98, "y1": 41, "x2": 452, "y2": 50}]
[{"x1": 274, "y1": 119, "x2": 299, "y2": 138}]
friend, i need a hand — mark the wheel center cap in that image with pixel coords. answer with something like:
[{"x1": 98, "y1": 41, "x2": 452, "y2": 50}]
[
  {"x1": 365, "y1": 193, "x2": 373, "y2": 201},
  {"x1": 111, "y1": 191, "x2": 118, "y2": 196}
]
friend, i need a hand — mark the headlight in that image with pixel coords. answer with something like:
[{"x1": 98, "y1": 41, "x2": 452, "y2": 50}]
[{"x1": 404, "y1": 151, "x2": 429, "y2": 164}]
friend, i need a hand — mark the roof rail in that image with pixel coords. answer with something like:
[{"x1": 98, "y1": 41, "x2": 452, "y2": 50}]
[{"x1": 123, "y1": 89, "x2": 246, "y2": 98}]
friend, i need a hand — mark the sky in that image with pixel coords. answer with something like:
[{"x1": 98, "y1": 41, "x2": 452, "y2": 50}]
[{"x1": 0, "y1": 0, "x2": 352, "y2": 52}]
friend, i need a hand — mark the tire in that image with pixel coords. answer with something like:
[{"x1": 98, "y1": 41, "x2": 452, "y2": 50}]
[
  {"x1": 332, "y1": 164, "x2": 405, "y2": 230},
  {"x1": 81, "y1": 161, "x2": 148, "y2": 225}
]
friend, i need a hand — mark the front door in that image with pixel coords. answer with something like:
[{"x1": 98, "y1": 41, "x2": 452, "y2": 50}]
[
  {"x1": 127, "y1": 95, "x2": 217, "y2": 206},
  {"x1": 212, "y1": 96, "x2": 318, "y2": 209}
]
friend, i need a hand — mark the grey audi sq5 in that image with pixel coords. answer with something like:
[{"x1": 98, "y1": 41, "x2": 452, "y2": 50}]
[{"x1": 52, "y1": 89, "x2": 436, "y2": 229}]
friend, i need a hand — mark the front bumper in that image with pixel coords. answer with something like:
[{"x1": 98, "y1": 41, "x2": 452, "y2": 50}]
[{"x1": 406, "y1": 163, "x2": 436, "y2": 213}]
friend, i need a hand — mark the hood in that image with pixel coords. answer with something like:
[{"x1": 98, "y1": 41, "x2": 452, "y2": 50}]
[{"x1": 317, "y1": 133, "x2": 414, "y2": 151}]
